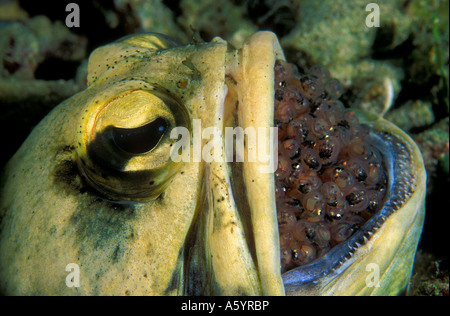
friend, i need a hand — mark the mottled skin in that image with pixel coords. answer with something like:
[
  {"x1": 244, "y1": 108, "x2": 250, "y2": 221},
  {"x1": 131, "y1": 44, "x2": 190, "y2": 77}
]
[{"x1": 0, "y1": 32, "x2": 425, "y2": 295}]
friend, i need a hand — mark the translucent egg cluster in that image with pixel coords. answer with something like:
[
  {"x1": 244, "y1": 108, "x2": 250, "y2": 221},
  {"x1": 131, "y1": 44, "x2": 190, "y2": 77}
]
[{"x1": 274, "y1": 60, "x2": 388, "y2": 273}]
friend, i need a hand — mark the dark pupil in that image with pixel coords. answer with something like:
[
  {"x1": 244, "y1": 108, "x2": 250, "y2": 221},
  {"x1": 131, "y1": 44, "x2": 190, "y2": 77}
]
[{"x1": 112, "y1": 117, "x2": 168, "y2": 154}]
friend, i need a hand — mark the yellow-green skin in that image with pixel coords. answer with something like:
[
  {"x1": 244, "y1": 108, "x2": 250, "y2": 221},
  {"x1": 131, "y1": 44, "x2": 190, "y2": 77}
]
[{"x1": 0, "y1": 32, "x2": 426, "y2": 295}]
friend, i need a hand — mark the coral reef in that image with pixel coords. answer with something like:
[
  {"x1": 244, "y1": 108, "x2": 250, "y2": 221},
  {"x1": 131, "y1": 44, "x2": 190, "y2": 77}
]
[
  {"x1": 177, "y1": 0, "x2": 257, "y2": 47},
  {"x1": 0, "y1": 13, "x2": 87, "y2": 169},
  {"x1": 113, "y1": 0, "x2": 187, "y2": 42},
  {"x1": 410, "y1": 250, "x2": 449, "y2": 296},
  {"x1": 0, "y1": 15, "x2": 86, "y2": 79}
]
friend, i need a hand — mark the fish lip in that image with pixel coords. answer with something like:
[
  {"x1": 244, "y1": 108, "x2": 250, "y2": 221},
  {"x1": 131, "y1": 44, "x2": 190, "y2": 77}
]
[{"x1": 281, "y1": 123, "x2": 418, "y2": 286}]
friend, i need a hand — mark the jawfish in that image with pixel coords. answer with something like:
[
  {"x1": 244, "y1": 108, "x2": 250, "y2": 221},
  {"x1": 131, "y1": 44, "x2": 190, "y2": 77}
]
[{"x1": 0, "y1": 32, "x2": 426, "y2": 295}]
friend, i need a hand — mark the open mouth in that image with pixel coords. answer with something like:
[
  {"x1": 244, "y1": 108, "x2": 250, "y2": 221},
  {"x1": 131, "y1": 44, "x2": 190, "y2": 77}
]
[
  {"x1": 0, "y1": 31, "x2": 427, "y2": 296},
  {"x1": 273, "y1": 60, "x2": 389, "y2": 273}
]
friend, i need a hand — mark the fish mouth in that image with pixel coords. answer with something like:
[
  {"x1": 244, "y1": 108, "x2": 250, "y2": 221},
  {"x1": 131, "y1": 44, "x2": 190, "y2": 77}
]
[
  {"x1": 217, "y1": 32, "x2": 404, "y2": 293},
  {"x1": 271, "y1": 59, "x2": 424, "y2": 292},
  {"x1": 212, "y1": 32, "x2": 426, "y2": 296},
  {"x1": 271, "y1": 60, "x2": 387, "y2": 273}
]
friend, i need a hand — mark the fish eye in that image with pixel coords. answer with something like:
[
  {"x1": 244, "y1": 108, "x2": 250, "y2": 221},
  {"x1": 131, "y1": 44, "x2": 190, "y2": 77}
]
[
  {"x1": 111, "y1": 117, "x2": 169, "y2": 155},
  {"x1": 76, "y1": 84, "x2": 190, "y2": 201}
]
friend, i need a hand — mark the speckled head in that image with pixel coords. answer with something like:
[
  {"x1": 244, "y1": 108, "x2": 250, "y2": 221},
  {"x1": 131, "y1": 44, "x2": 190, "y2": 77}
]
[{"x1": 0, "y1": 32, "x2": 426, "y2": 296}]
